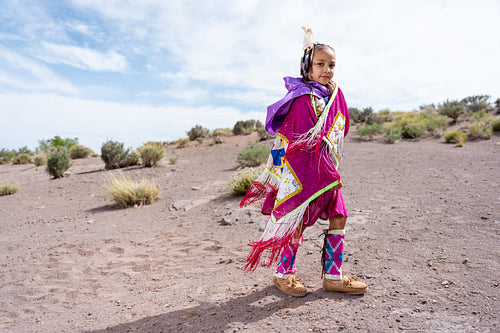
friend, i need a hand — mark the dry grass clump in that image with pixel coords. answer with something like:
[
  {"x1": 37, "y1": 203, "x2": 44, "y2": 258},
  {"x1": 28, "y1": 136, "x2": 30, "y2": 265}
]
[
  {"x1": 0, "y1": 184, "x2": 18, "y2": 196},
  {"x1": 444, "y1": 130, "x2": 467, "y2": 147},
  {"x1": 107, "y1": 174, "x2": 160, "y2": 208},
  {"x1": 228, "y1": 166, "x2": 265, "y2": 196}
]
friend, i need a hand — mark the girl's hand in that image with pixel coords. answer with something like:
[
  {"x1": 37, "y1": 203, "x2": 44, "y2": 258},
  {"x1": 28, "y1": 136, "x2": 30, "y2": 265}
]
[
  {"x1": 326, "y1": 80, "x2": 335, "y2": 96},
  {"x1": 332, "y1": 180, "x2": 343, "y2": 191}
]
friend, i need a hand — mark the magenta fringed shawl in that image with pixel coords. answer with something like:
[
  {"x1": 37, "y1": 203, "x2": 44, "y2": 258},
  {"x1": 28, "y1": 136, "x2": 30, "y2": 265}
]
[{"x1": 241, "y1": 80, "x2": 350, "y2": 272}]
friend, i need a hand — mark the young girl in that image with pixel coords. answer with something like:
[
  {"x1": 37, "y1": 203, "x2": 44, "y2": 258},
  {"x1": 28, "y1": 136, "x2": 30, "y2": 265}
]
[{"x1": 240, "y1": 28, "x2": 367, "y2": 297}]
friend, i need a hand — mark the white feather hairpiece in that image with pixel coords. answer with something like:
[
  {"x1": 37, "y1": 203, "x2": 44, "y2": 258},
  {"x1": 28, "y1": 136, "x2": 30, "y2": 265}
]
[{"x1": 302, "y1": 26, "x2": 314, "y2": 49}]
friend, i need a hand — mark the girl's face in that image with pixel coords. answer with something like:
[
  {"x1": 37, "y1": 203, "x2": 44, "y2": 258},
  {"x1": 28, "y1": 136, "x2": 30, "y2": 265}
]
[{"x1": 307, "y1": 47, "x2": 336, "y2": 86}]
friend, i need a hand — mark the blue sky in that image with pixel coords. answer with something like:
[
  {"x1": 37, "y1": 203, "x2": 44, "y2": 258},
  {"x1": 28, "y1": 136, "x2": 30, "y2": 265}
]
[{"x1": 1, "y1": 0, "x2": 499, "y2": 152}]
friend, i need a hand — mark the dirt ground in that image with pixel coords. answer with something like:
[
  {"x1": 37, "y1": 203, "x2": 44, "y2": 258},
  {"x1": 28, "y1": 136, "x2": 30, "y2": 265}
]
[{"x1": 0, "y1": 132, "x2": 499, "y2": 333}]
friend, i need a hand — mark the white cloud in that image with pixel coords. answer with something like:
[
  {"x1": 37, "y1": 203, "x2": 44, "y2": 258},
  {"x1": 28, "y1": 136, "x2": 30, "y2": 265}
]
[
  {"x1": 38, "y1": 42, "x2": 128, "y2": 72},
  {"x1": 0, "y1": 93, "x2": 265, "y2": 152},
  {"x1": 0, "y1": 47, "x2": 77, "y2": 94}
]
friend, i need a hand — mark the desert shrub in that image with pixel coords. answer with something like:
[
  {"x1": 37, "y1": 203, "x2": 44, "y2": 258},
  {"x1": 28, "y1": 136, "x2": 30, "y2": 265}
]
[
  {"x1": 139, "y1": 144, "x2": 164, "y2": 167},
  {"x1": 176, "y1": 138, "x2": 190, "y2": 148},
  {"x1": 421, "y1": 115, "x2": 449, "y2": 135},
  {"x1": 349, "y1": 107, "x2": 361, "y2": 123},
  {"x1": 257, "y1": 128, "x2": 273, "y2": 141},
  {"x1": 196, "y1": 137, "x2": 204, "y2": 144},
  {"x1": 0, "y1": 184, "x2": 18, "y2": 196},
  {"x1": 366, "y1": 113, "x2": 384, "y2": 125},
  {"x1": 468, "y1": 110, "x2": 494, "y2": 140},
  {"x1": 46, "y1": 148, "x2": 72, "y2": 178},
  {"x1": 492, "y1": 118, "x2": 500, "y2": 132},
  {"x1": 107, "y1": 174, "x2": 160, "y2": 208},
  {"x1": 468, "y1": 121, "x2": 492, "y2": 140},
  {"x1": 211, "y1": 128, "x2": 232, "y2": 137},
  {"x1": 212, "y1": 136, "x2": 223, "y2": 145},
  {"x1": 233, "y1": 120, "x2": 256, "y2": 135},
  {"x1": 401, "y1": 123, "x2": 426, "y2": 139},
  {"x1": 38, "y1": 136, "x2": 78, "y2": 151},
  {"x1": 12, "y1": 153, "x2": 31, "y2": 164},
  {"x1": 69, "y1": 144, "x2": 92, "y2": 159},
  {"x1": 187, "y1": 125, "x2": 209, "y2": 141},
  {"x1": 228, "y1": 166, "x2": 265, "y2": 196},
  {"x1": 255, "y1": 120, "x2": 264, "y2": 129},
  {"x1": 376, "y1": 109, "x2": 393, "y2": 122},
  {"x1": 33, "y1": 155, "x2": 47, "y2": 166},
  {"x1": 444, "y1": 130, "x2": 467, "y2": 147},
  {"x1": 355, "y1": 123, "x2": 382, "y2": 141},
  {"x1": 169, "y1": 156, "x2": 179, "y2": 164},
  {"x1": 383, "y1": 125, "x2": 402, "y2": 143},
  {"x1": 439, "y1": 100, "x2": 464, "y2": 122},
  {"x1": 471, "y1": 109, "x2": 494, "y2": 124},
  {"x1": 0, "y1": 149, "x2": 15, "y2": 164},
  {"x1": 236, "y1": 142, "x2": 269, "y2": 167},
  {"x1": 461, "y1": 95, "x2": 490, "y2": 113},
  {"x1": 100, "y1": 140, "x2": 139, "y2": 169}
]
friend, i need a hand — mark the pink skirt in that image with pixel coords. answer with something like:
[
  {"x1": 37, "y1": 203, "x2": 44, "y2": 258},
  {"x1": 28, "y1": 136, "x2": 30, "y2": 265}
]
[{"x1": 261, "y1": 188, "x2": 348, "y2": 227}]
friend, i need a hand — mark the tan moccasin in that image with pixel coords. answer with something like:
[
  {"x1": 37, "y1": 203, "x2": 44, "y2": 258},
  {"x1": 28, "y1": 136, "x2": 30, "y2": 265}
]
[
  {"x1": 273, "y1": 275, "x2": 307, "y2": 297},
  {"x1": 323, "y1": 276, "x2": 368, "y2": 294}
]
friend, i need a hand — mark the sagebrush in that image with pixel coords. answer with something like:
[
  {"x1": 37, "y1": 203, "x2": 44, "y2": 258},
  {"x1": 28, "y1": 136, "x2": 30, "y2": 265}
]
[
  {"x1": 46, "y1": 148, "x2": 72, "y2": 178},
  {"x1": 236, "y1": 142, "x2": 269, "y2": 167}
]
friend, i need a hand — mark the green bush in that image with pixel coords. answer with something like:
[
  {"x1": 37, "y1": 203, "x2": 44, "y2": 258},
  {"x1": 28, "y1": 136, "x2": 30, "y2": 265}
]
[
  {"x1": 228, "y1": 166, "x2": 264, "y2": 196},
  {"x1": 384, "y1": 125, "x2": 402, "y2": 143},
  {"x1": 439, "y1": 100, "x2": 464, "y2": 122},
  {"x1": 211, "y1": 128, "x2": 233, "y2": 137},
  {"x1": 46, "y1": 148, "x2": 72, "y2": 178},
  {"x1": 176, "y1": 138, "x2": 190, "y2": 148},
  {"x1": 461, "y1": 95, "x2": 490, "y2": 113},
  {"x1": 468, "y1": 121, "x2": 492, "y2": 140},
  {"x1": 0, "y1": 149, "x2": 15, "y2": 164},
  {"x1": 444, "y1": 130, "x2": 467, "y2": 147},
  {"x1": 12, "y1": 153, "x2": 31, "y2": 164},
  {"x1": 38, "y1": 136, "x2": 79, "y2": 151},
  {"x1": 349, "y1": 107, "x2": 361, "y2": 123},
  {"x1": 139, "y1": 144, "x2": 164, "y2": 167},
  {"x1": 69, "y1": 144, "x2": 92, "y2": 159},
  {"x1": 471, "y1": 110, "x2": 494, "y2": 124},
  {"x1": 376, "y1": 109, "x2": 393, "y2": 122},
  {"x1": 236, "y1": 142, "x2": 269, "y2": 167},
  {"x1": 492, "y1": 118, "x2": 500, "y2": 132},
  {"x1": 187, "y1": 125, "x2": 209, "y2": 141},
  {"x1": 401, "y1": 123, "x2": 426, "y2": 139},
  {"x1": 33, "y1": 155, "x2": 47, "y2": 166},
  {"x1": 0, "y1": 184, "x2": 18, "y2": 196},
  {"x1": 196, "y1": 137, "x2": 204, "y2": 144},
  {"x1": 233, "y1": 120, "x2": 256, "y2": 135},
  {"x1": 257, "y1": 128, "x2": 273, "y2": 141},
  {"x1": 169, "y1": 156, "x2": 179, "y2": 164},
  {"x1": 100, "y1": 140, "x2": 139, "y2": 169},
  {"x1": 355, "y1": 123, "x2": 382, "y2": 141}
]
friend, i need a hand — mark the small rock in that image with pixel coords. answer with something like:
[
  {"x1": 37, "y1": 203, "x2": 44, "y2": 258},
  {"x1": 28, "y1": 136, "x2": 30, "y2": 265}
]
[
  {"x1": 441, "y1": 280, "x2": 449, "y2": 285},
  {"x1": 219, "y1": 217, "x2": 232, "y2": 226},
  {"x1": 428, "y1": 262, "x2": 433, "y2": 267}
]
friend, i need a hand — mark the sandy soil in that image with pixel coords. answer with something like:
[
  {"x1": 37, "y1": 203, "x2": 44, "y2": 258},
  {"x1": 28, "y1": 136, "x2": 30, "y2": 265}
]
[{"x1": 1, "y1": 132, "x2": 499, "y2": 333}]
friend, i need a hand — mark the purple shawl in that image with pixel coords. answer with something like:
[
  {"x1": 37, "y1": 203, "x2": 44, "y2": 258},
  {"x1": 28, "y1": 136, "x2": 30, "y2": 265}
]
[{"x1": 265, "y1": 77, "x2": 331, "y2": 135}]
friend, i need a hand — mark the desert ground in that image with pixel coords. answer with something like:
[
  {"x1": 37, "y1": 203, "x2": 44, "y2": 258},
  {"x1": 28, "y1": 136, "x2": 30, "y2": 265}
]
[{"x1": 1, "y1": 132, "x2": 499, "y2": 332}]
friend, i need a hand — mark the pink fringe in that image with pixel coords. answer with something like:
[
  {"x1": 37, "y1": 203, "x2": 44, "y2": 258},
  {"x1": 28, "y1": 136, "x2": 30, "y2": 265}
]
[{"x1": 243, "y1": 233, "x2": 295, "y2": 272}]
